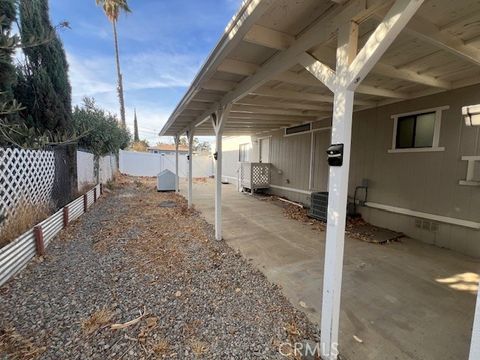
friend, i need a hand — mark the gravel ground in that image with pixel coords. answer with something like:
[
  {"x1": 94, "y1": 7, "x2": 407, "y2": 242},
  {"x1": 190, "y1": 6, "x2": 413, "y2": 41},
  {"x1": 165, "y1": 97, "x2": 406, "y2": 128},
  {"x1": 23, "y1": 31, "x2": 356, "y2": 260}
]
[{"x1": 0, "y1": 176, "x2": 319, "y2": 359}]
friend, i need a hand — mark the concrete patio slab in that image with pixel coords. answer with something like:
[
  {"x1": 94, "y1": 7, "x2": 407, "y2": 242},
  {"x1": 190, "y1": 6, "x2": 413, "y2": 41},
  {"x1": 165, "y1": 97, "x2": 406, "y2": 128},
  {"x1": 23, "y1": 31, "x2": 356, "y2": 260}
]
[{"x1": 181, "y1": 179, "x2": 479, "y2": 360}]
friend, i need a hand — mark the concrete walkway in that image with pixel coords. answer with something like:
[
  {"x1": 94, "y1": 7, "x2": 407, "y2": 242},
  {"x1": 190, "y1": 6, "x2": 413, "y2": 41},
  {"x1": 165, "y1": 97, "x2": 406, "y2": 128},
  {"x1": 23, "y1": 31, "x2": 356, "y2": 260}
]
[{"x1": 181, "y1": 179, "x2": 479, "y2": 360}]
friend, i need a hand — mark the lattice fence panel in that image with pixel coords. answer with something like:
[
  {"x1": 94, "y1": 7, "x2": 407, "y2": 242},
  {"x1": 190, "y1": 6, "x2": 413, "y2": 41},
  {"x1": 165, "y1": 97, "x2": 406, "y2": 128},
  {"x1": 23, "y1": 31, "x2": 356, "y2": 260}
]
[
  {"x1": 240, "y1": 162, "x2": 251, "y2": 189},
  {"x1": 252, "y1": 164, "x2": 270, "y2": 187},
  {"x1": 0, "y1": 148, "x2": 55, "y2": 227},
  {"x1": 240, "y1": 162, "x2": 270, "y2": 191}
]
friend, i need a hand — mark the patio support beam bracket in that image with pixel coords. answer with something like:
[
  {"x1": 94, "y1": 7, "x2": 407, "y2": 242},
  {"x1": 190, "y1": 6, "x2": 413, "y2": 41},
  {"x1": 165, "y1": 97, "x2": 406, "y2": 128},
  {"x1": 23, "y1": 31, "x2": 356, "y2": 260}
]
[
  {"x1": 186, "y1": 128, "x2": 195, "y2": 208},
  {"x1": 211, "y1": 103, "x2": 232, "y2": 241},
  {"x1": 346, "y1": 0, "x2": 426, "y2": 91},
  {"x1": 299, "y1": 53, "x2": 337, "y2": 93},
  {"x1": 174, "y1": 134, "x2": 180, "y2": 193},
  {"x1": 309, "y1": 1, "x2": 425, "y2": 359}
]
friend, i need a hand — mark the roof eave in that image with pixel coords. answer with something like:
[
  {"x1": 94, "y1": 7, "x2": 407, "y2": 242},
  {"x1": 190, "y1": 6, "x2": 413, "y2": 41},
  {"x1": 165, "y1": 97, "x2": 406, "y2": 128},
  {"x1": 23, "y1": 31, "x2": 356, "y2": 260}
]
[{"x1": 159, "y1": 0, "x2": 268, "y2": 137}]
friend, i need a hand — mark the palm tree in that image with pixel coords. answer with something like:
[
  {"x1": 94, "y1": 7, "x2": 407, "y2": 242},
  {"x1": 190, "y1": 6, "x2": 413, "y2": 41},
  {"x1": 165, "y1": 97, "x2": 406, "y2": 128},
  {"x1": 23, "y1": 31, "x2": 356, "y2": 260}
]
[{"x1": 96, "y1": 0, "x2": 131, "y2": 129}]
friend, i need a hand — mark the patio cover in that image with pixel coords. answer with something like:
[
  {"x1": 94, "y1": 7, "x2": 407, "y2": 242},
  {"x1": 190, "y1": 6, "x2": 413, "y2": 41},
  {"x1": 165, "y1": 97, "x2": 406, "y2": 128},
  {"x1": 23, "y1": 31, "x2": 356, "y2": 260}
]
[
  {"x1": 159, "y1": 1, "x2": 480, "y2": 359},
  {"x1": 160, "y1": 0, "x2": 480, "y2": 137}
]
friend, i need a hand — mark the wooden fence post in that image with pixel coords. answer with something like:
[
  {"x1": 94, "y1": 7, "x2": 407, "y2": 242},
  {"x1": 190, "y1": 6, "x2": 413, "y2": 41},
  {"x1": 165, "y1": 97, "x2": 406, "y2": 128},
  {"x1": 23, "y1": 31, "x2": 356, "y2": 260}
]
[
  {"x1": 83, "y1": 193, "x2": 88, "y2": 212},
  {"x1": 34, "y1": 225, "x2": 45, "y2": 256},
  {"x1": 100, "y1": 183, "x2": 103, "y2": 195},
  {"x1": 93, "y1": 187, "x2": 97, "y2": 203},
  {"x1": 63, "y1": 206, "x2": 69, "y2": 228}
]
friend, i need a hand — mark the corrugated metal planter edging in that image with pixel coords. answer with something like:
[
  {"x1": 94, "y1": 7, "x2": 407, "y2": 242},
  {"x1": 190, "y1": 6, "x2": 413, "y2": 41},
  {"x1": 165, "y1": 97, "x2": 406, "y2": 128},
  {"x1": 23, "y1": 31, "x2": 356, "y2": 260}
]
[{"x1": 0, "y1": 184, "x2": 103, "y2": 287}]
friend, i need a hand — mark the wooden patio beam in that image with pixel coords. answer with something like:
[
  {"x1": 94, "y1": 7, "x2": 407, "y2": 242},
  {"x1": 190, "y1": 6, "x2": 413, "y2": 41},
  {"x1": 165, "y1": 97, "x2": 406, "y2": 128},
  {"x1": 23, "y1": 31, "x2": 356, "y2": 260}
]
[
  {"x1": 181, "y1": 0, "x2": 390, "y2": 134},
  {"x1": 244, "y1": 16, "x2": 451, "y2": 89},
  {"x1": 374, "y1": 10, "x2": 480, "y2": 67}
]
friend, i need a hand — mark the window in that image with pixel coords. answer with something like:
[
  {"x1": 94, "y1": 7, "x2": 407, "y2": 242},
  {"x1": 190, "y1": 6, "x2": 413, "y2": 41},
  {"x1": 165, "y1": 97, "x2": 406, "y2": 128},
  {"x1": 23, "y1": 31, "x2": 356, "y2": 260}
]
[
  {"x1": 396, "y1": 112, "x2": 435, "y2": 148},
  {"x1": 389, "y1": 106, "x2": 448, "y2": 153},
  {"x1": 239, "y1": 143, "x2": 251, "y2": 162},
  {"x1": 285, "y1": 123, "x2": 311, "y2": 136}
]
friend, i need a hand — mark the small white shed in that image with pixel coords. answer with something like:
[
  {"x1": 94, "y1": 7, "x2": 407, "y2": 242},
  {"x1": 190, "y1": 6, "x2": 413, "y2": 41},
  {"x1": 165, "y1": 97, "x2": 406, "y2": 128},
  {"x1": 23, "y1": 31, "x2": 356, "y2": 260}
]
[{"x1": 157, "y1": 169, "x2": 177, "y2": 192}]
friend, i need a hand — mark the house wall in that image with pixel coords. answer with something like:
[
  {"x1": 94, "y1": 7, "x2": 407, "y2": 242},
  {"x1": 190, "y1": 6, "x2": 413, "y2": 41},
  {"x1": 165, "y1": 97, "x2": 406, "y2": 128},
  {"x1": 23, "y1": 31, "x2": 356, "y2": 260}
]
[
  {"x1": 222, "y1": 84, "x2": 480, "y2": 258},
  {"x1": 221, "y1": 136, "x2": 254, "y2": 184},
  {"x1": 349, "y1": 85, "x2": 480, "y2": 257}
]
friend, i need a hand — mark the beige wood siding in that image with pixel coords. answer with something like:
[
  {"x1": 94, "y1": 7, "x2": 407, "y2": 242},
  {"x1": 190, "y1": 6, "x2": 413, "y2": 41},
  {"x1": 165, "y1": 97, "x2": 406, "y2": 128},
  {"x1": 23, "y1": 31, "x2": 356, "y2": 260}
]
[
  {"x1": 350, "y1": 84, "x2": 480, "y2": 224},
  {"x1": 312, "y1": 130, "x2": 330, "y2": 192},
  {"x1": 241, "y1": 84, "x2": 480, "y2": 257},
  {"x1": 267, "y1": 129, "x2": 312, "y2": 193}
]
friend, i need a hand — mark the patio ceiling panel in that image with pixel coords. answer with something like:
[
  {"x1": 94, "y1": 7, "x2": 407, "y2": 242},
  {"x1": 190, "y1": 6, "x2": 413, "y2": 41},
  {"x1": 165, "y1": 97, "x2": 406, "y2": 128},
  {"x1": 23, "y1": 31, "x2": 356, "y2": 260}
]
[{"x1": 160, "y1": 0, "x2": 480, "y2": 137}]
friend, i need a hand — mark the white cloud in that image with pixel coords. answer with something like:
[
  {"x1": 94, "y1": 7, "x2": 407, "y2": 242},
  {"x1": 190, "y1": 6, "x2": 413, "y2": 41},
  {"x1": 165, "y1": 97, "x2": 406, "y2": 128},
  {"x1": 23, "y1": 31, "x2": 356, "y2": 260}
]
[
  {"x1": 67, "y1": 50, "x2": 200, "y2": 99},
  {"x1": 67, "y1": 49, "x2": 202, "y2": 145},
  {"x1": 67, "y1": 52, "x2": 116, "y2": 102},
  {"x1": 76, "y1": 21, "x2": 111, "y2": 41},
  {"x1": 124, "y1": 52, "x2": 199, "y2": 90}
]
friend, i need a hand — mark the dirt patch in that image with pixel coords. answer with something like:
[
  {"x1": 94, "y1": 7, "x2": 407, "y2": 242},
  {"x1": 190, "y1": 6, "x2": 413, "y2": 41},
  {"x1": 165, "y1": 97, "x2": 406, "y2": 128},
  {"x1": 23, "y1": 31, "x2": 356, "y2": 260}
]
[
  {"x1": 193, "y1": 177, "x2": 208, "y2": 184},
  {"x1": 282, "y1": 203, "x2": 326, "y2": 232}
]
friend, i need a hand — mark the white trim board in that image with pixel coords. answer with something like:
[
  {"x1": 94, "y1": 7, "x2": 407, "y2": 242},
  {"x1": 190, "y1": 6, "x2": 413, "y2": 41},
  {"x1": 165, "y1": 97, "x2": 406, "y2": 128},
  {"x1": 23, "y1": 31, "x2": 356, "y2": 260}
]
[
  {"x1": 365, "y1": 202, "x2": 480, "y2": 230},
  {"x1": 388, "y1": 147, "x2": 445, "y2": 153},
  {"x1": 269, "y1": 184, "x2": 312, "y2": 196},
  {"x1": 390, "y1": 105, "x2": 450, "y2": 119}
]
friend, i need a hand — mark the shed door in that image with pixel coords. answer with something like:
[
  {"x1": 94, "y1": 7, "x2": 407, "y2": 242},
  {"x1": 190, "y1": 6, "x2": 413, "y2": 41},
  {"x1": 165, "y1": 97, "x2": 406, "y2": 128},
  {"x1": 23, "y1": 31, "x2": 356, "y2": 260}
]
[
  {"x1": 259, "y1": 138, "x2": 270, "y2": 163},
  {"x1": 312, "y1": 131, "x2": 330, "y2": 191}
]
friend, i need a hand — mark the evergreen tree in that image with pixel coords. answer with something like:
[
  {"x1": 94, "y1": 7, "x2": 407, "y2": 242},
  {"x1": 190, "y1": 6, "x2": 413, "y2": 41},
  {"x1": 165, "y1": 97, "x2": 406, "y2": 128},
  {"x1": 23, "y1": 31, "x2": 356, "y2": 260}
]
[
  {"x1": 133, "y1": 108, "x2": 139, "y2": 142},
  {"x1": 16, "y1": 0, "x2": 72, "y2": 132},
  {"x1": 0, "y1": 0, "x2": 18, "y2": 116}
]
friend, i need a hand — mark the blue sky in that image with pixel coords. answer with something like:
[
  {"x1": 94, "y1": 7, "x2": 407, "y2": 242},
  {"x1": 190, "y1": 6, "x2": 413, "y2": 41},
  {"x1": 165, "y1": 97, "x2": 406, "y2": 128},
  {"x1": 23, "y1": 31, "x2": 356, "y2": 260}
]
[{"x1": 49, "y1": 0, "x2": 241, "y2": 144}]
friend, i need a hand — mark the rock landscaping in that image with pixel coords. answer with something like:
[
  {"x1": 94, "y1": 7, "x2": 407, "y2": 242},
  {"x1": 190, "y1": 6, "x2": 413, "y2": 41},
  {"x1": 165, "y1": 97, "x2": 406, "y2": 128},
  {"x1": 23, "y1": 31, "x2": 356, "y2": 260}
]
[{"x1": 0, "y1": 176, "x2": 319, "y2": 359}]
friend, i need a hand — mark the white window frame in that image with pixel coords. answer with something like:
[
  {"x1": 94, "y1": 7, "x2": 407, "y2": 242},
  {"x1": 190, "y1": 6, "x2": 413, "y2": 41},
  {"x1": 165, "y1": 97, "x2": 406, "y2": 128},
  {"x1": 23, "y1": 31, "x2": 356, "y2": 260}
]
[
  {"x1": 257, "y1": 136, "x2": 271, "y2": 163},
  {"x1": 388, "y1": 106, "x2": 449, "y2": 153}
]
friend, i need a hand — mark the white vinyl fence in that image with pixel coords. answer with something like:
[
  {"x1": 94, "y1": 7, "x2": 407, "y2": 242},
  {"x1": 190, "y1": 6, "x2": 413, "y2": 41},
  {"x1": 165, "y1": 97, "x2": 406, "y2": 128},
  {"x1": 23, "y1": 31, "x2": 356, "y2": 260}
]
[
  {"x1": 77, "y1": 151, "x2": 95, "y2": 187},
  {"x1": 77, "y1": 150, "x2": 117, "y2": 190},
  {"x1": 99, "y1": 154, "x2": 118, "y2": 184},
  {"x1": 119, "y1": 150, "x2": 213, "y2": 178}
]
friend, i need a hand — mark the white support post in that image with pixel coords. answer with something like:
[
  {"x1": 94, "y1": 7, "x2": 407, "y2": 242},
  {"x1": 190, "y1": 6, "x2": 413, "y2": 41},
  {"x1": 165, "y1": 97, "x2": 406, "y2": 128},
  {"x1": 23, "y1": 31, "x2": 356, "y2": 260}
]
[
  {"x1": 187, "y1": 129, "x2": 194, "y2": 208},
  {"x1": 470, "y1": 283, "x2": 480, "y2": 360},
  {"x1": 174, "y1": 135, "x2": 180, "y2": 192},
  {"x1": 315, "y1": 2, "x2": 423, "y2": 359},
  {"x1": 212, "y1": 104, "x2": 232, "y2": 241},
  {"x1": 320, "y1": 21, "x2": 358, "y2": 360}
]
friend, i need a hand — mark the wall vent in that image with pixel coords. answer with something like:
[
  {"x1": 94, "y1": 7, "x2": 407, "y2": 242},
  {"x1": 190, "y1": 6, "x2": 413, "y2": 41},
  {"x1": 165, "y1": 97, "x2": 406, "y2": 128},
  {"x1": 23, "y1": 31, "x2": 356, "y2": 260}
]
[
  {"x1": 285, "y1": 123, "x2": 312, "y2": 136},
  {"x1": 415, "y1": 218, "x2": 438, "y2": 232}
]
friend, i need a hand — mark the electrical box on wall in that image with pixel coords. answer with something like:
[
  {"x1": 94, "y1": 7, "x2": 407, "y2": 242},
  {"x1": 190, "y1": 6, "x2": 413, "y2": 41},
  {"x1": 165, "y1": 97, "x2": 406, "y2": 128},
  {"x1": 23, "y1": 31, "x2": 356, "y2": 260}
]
[{"x1": 462, "y1": 104, "x2": 480, "y2": 126}]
